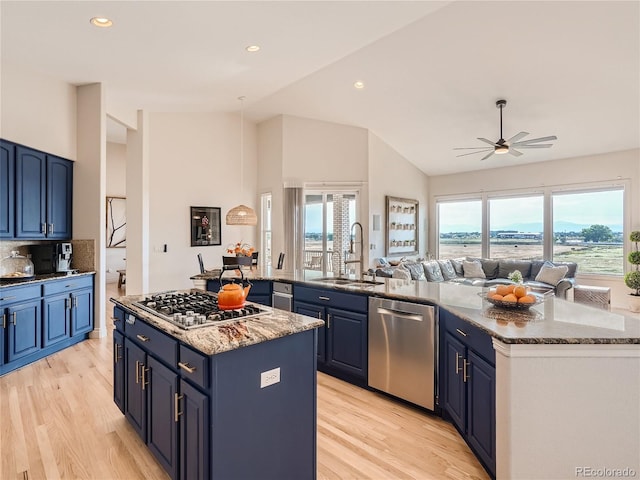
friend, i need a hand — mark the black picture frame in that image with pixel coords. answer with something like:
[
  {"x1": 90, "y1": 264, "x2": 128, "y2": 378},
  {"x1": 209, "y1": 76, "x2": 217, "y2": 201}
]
[{"x1": 190, "y1": 206, "x2": 221, "y2": 246}]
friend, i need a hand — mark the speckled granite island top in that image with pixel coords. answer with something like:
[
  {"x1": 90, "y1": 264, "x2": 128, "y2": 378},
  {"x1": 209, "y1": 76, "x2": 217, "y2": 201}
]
[
  {"x1": 110, "y1": 291, "x2": 324, "y2": 356},
  {"x1": 193, "y1": 268, "x2": 640, "y2": 345}
]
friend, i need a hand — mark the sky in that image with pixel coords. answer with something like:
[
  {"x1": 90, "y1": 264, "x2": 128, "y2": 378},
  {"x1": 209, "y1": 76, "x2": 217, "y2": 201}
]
[{"x1": 438, "y1": 189, "x2": 624, "y2": 233}]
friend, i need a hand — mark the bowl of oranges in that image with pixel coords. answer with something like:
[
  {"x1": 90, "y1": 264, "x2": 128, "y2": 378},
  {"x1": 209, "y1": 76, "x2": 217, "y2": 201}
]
[{"x1": 481, "y1": 284, "x2": 543, "y2": 310}]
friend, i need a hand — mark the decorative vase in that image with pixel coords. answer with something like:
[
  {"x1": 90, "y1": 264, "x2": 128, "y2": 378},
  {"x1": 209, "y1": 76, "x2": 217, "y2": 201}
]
[{"x1": 629, "y1": 294, "x2": 640, "y2": 313}]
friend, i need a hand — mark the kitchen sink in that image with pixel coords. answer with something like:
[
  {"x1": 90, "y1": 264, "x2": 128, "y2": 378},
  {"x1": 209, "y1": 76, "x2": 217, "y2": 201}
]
[{"x1": 310, "y1": 277, "x2": 384, "y2": 287}]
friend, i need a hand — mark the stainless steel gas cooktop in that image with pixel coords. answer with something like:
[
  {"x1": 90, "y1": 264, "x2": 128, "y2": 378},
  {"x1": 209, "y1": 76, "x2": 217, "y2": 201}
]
[{"x1": 132, "y1": 290, "x2": 271, "y2": 330}]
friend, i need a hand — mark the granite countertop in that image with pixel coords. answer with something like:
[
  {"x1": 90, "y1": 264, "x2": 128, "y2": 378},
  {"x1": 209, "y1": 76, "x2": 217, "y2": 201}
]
[
  {"x1": 193, "y1": 267, "x2": 640, "y2": 345},
  {"x1": 111, "y1": 291, "x2": 324, "y2": 356},
  {"x1": 0, "y1": 270, "x2": 96, "y2": 288}
]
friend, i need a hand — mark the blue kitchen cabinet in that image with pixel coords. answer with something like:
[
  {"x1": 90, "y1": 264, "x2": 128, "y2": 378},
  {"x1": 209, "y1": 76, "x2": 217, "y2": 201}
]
[
  {"x1": 440, "y1": 308, "x2": 496, "y2": 478},
  {"x1": 13, "y1": 143, "x2": 72, "y2": 240},
  {"x1": 0, "y1": 140, "x2": 15, "y2": 238},
  {"x1": 70, "y1": 287, "x2": 93, "y2": 336},
  {"x1": 42, "y1": 275, "x2": 94, "y2": 343},
  {"x1": 42, "y1": 293, "x2": 71, "y2": 347},
  {"x1": 125, "y1": 337, "x2": 147, "y2": 441},
  {"x1": 6, "y1": 299, "x2": 41, "y2": 362},
  {"x1": 179, "y1": 379, "x2": 209, "y2": 480},
  {"x1": 113, "y1": 330, "x2": 125, "y2": 413},
  {"x1": 294, "y1": 285, "x2": 368, "y2": 385}
]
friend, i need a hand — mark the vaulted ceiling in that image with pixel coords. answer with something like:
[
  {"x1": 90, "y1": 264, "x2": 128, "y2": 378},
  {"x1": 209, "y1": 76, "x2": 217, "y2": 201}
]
[{"x1": 2, "y1": 1, "x2": 638, "y2": 175}]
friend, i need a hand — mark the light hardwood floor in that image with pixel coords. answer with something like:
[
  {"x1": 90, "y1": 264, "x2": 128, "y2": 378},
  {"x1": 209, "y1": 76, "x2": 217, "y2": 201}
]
[{"x1": 0, "y1": 283, "x2": 489, "y2": 480}]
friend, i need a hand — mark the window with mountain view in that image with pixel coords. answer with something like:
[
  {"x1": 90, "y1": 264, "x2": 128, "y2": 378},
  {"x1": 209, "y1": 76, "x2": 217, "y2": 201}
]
[
  {"x1": 552, "y1": 188, "x2": 624, "y2": 275},
  {"x1": 437, "y1": 200, "x2": 482, "y2": 259},
  {"x1": 489, "y1": 195, "x2": 544, "y2": 260}
]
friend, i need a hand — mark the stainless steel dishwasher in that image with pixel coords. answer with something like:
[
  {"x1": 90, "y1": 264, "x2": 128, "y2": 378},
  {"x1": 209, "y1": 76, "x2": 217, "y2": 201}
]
[{"x1": 368, "y1": 297, "x2": 436, "y2": 410}]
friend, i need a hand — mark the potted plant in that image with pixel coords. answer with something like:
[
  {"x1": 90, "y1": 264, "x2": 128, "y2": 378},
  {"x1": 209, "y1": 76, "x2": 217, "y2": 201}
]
[{"x1": 624, "y1": 230, "x2": 640, "y2": 312}]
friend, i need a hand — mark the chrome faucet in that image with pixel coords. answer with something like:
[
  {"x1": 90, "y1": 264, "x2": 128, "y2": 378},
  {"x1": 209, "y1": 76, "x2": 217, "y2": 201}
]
[{"x1": 344, "y1": 221, "x2": 364, "y2": 279}]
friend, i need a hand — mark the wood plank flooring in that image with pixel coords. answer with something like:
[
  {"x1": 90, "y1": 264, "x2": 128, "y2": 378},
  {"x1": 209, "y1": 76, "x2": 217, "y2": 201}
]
[{"x1": 0, "y1": 283, "x2": 488, "y2": 480}]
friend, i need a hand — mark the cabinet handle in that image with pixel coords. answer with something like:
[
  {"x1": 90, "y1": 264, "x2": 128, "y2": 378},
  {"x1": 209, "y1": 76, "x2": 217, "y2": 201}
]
[
  {"x1": 178, "y1": 362, "x2": 196, "y2": 373},
  {"x1": 49, "y1": 223, "x2": 54, "y2": 235},
  {"x1": 114, "y1": 343, "x2": 122, "y2": 364},
  {"x1": 317, "y1": 312, "x2": 322, "y2": 319},
  {"x1": 65, "y1": 298, "x2": 70, "y2": 310},
  {"x1": 455, "y1": 352, "x2": 461, "y2": 375},
  {"x1": 136, "y1": 334, "x2": 149, "y2": 342},
  {"x1": 2, "y1": 313, "x2": 5, "y2": 329},
  {"x1": 318, "y1": 296, "x2": 331, "y2": 301},
  {"x1": 0, "y1": 296, "x2": 16, "y2": 301},
  {"x1": 326, "y1": 313, "x2": 331, "y2": 329},
  {"x1": 135, "y1": 360, "x2": 141, "y2": 384},
  {"x1": 141, "y1": 366, "x2": 149, "y2": 390},
  {"x1": 463, "y1": 360, "x2": 470, "y2": 383},
  {"x1": 12, "y1": 312, "x2": 17, "y2": 326},
  {"x1": 41, "y1": 223, "x2": 46, "y2": 233},
  {"x1": 73, "y1": 297, "x2": 78, "y2": 308},
  {"x1": 455, "y1": 328, "x2": 468, "y2": 337},
  {"x1": 174, "y1": 393, "x2": 184, "y2": 422}
]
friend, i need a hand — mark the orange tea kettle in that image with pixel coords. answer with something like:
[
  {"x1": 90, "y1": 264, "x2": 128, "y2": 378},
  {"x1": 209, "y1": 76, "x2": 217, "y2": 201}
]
[{"x1": 217, "y1": 268, "x2": 252, "y2": 310}]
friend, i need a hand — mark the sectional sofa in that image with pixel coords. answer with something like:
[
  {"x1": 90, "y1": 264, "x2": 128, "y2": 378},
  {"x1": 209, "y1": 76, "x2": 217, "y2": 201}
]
[{"x1": 375, "y1": 257, "x2": 577, "y2": 298}]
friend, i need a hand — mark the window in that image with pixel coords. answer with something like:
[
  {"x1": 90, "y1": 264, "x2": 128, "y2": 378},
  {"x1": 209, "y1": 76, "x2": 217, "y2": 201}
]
[
  {"x1": 552, "y1": 189, "x2": 624, "y2": 275},
  {"x1": 260, "y1": 193, "x2": 272, "y2": 267},
  {"x1": 437, "y1": 200, "x2": 482, "y2": 259},
  {"x1": 489, "y1": 195, "x2": 543, "y2": 261}
]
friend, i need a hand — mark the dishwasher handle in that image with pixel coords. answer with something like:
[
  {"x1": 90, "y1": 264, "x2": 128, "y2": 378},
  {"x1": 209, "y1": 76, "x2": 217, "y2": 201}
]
[{"x1": 376, "y1": 307, "x2": 423, "y2": 322}]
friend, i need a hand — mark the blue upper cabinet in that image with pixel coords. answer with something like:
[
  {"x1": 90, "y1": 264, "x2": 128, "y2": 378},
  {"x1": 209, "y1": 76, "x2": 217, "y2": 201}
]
[
  {"x1": 12, "y1": 143, "x2": 73, "y2": 240},
  {"x1": 0, "y1": 140, "x2": 15, "y2": 238},
  {"x1": 16, "y1": 145, "x2": 47, "y2": 238},
  {"x1": 46, "y1": 155, "x2": 73, "y2": 239}
]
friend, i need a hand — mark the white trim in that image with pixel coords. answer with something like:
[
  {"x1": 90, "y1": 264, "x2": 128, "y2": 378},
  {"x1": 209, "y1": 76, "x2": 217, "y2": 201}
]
[{"x1": 492, "y1": 339, "x2": 640, "y2": 358}]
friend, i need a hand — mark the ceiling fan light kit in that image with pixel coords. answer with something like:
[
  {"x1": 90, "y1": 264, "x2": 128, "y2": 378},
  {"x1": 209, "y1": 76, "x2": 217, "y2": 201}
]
[{"x1": 454, "y1": 99, "x2": 557, "y2": 162}]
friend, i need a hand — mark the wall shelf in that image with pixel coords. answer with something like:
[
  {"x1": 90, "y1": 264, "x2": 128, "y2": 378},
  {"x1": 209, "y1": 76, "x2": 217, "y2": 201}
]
[{"x1": 385, "y1": 196, "x2": 418, "y2": 256}]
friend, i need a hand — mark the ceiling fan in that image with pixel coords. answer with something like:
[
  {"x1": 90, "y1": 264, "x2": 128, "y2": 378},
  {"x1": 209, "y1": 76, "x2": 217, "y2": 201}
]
[{"x1": 454, "y1": 99, "x2": 557, "y2": 161}]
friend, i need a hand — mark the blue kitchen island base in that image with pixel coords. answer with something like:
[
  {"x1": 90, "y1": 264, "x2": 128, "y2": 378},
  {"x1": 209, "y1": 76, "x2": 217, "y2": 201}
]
[{"x1": 112, "y1": 299, "x2": 321, "y2": 480}]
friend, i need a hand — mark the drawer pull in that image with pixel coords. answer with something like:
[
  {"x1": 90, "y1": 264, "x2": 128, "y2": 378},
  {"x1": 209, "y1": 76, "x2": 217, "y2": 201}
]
[
  {"x1": 0, "y1": 296, "x2": 16, "y2": 301},
  {"x1": 318, "y1": 296, "x2": 331, "y2": 301},
  {"x1": 136, "y1": 334, "x2": 150, "y2": 342},
  {"x1": 178, "y1": 362, "x2": 196, "y2": 374},
  {"x1": 42, "y1": 223, "x2": 46, "y2": 233},
  {"x1": 12, "y1": 312, "x2": 16, "y2": 326},
  {"x1": 2, "y1": 313, "x2": 6, "y2": 329},
  {"x1": 65, "y1": 284, "x2": 76, "y2": 288},
  {"x1": 327, "y1": 313, "x2": 331, "y2": 329},
  {"x1": 174, "y1": 393, "x2": 184, "y2": 422},
  {"x1": 455, "y1": 328, "x2": 468, "y2": 337}
]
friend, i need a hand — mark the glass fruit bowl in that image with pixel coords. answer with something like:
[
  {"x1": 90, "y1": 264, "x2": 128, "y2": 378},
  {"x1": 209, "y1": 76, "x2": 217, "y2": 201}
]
[
  {"x1": 478, "y1": 291, "x2": 544, "y2": 311},
  {"x1": 0, "y1": 251, "x2": 35, "y2": 281}
]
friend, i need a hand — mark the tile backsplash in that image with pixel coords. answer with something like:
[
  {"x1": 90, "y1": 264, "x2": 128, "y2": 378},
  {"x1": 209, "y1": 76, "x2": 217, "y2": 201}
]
[{"x1": 1, "y1": 239, "x2": 96, "y2": 272}]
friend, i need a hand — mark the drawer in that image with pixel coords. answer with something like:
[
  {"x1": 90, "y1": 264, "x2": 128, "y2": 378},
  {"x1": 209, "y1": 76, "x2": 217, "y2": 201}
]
[
  {"x1": 178, "y1": 345, "x2": 210, "y2": 390},
  {"x1": 442, "y1": 309, "x2": 495, "y2": 364},
  {"x1": 125, "y1": 314, "x2": 178, "y2": 368},
  {"x1": 43, "y1": 275, "x2": 93, "y2": 296},
  {"x1": 0, "y1": 284, "x2": 41, "y2": 304},
  {"x1": 294, "y1": 285, "x2": 368, "y2": 313},
  {"x1": 113, "y1": 307, "x2": 125, "y2": 333}
]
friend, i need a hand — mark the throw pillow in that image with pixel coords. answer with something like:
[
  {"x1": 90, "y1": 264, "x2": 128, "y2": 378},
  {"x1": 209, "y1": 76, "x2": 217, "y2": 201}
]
[
  {"x1": 463, "y1": 259, "x2": 486, "y2": 278},
  {"x1": 467, "y1": 257, "x2": 499, "y2": 279},
  {"x1": 535, "y1": 262, "x2": 569, "y2": 286},
  {"x1": 423, "y1": 261, "x2": 444, "y2": 282},
  {"x1": 404, "y1": 262, "x2": 426, "y2": 281},
  {"x1": 392, "y1": 263, "x2": 411, "y2": 280},
  {"x1": 450, "y1": 258, "x2": 464, "y2": 276},
  {"x1": 437, "y1": 259, "x2": 457, "y2": 281}
]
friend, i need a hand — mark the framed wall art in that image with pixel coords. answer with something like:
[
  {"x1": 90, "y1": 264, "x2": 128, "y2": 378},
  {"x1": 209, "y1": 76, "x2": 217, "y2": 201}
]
[
  {"x1": 191, "y1": 206, "x2": 221, "y2": 246},
  {"x1": 106, "y1": 196, "x2": 126, "y2": 248},
  {"x1": 385, "y1": 196, "x2": 419, "y2": 256}
]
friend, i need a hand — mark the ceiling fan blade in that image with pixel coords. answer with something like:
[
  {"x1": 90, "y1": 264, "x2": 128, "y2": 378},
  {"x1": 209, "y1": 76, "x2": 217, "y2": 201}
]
[
  {"x1": 513, "y1": 135, "x2": 557, "y2": 145},
  {"x1": 456, "y1": 149, "x2": 493, "y2": 157},
  {"x1": 506, "y1": 131, "x2": 529, "y2": 144},
  {"x1": 516, "y1": 144, "x2": 554, "y2": 148},
  {"x1": 453, "y1": 147, "x2": 495, "y2": 150},
  {"x1": 508, "y1": 148, "x2": 523, "y2": 157},
  {"x1": 477, "y1": 137, "x2": 499, "y2": 146},
  {"x1": 480, "y1": 150, "x2": 495, "y2": 161}
]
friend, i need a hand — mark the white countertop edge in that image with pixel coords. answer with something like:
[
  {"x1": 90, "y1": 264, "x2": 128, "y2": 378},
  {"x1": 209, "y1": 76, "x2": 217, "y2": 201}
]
[{"x1": 493, "y1": 338, "x2": 640, "y2": 358}]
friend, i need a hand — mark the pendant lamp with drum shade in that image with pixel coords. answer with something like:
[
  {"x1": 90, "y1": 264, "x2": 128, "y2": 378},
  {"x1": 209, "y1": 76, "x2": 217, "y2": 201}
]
[{"x1": 226, "y1": 96, "x2": 257, "y2": 226}]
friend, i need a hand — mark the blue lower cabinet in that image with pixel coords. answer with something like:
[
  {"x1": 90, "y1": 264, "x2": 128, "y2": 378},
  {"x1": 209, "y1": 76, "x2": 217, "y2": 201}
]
[
  {"x1": 7, "y1": 299, "x2": 41, "y2": 362},
  {"x1": 440, "y1": 309, "x2": 496, "y2": 478},
  {"x1": 326, "y1": 307, "x2": 367, "y2": 379},
  {"x1": 124, "y1": 338, "x2": 147, "y2": 441},
  {"x1": 294, "y1": 300, "x2": 325, "y2": 364},
  {"x1": 42, "y1": 294, "x2": 71, "y2": 347},
  {"x1": 113, "y1": 330, "x2": 125, "y2": 413},
  {"x1": 179, "y1": 380, "x2": 209, "y2": 480},
  {"x1": 71, "y1": 288, "x2": 93, "y2": 336}
]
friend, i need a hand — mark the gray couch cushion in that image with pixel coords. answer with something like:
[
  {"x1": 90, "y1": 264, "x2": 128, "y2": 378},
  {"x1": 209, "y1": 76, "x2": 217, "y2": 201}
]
[
  {"x1": 468, "y1": 257, "x2": 499, "y2": 279},
  {"x1": 553, "y1": 261, "x2": 577, "y2": 278},
  {"x1": 530, "y1": 260, "x2": 546, "y2": 279},
  {"x1": 404, "y1": 261, "x2": 426, "y2": 281},
  {"x1": 498, "y1": 259, "x2": 532, "y2": 280},
  {"x1": 437, "y1": 259, "x2": 457, "y2": 281},
  {"x1": 535, "y1": 261, "x2": 569, "y2": 286},
  {"x1": 450, "y1": 258, "x2": 464, "y2": 276},
  {"x1": 423, "y1": 261, "x2": 444, "y2": 282},
  {"x1": 463, "y1": 259, "x2": 486, "y2": 278}
]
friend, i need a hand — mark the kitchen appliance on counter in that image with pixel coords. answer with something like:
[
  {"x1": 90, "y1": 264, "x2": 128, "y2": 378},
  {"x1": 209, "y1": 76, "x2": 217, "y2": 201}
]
[
  {"x1": 368, "y1": 297, "x2": 436, "y2": 410},
  {"x1": 30, "y1": 243, "x2": 74, "y2": 274},
  {"x1": 132, "y1": 290, "x2": 271, "y2": 330}
]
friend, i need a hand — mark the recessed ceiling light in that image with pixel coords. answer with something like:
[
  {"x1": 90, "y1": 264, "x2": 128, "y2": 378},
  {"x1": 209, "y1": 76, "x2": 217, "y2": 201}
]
[
  {"x1": 354, "y1": 81, "x2": 365, "y2": 89},
  {"x1": 246, "y1": 45, "x2": 260, "y2": 52},
  {"x1": 90, "y1": 17, "x2": 113, "y2": 28}
]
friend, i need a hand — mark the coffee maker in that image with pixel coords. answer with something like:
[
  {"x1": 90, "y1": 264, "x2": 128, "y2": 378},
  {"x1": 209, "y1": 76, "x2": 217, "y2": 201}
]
[{"x1": 30, "y1": 243, "x2": 74, "y2": 274}]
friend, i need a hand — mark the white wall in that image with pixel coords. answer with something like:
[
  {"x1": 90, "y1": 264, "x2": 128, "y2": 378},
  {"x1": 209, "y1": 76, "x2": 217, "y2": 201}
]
[
  {"x1": 147, "y1": 112, "x2": 258, "y2": 292},
  {"x1": 106, "y1": 141, "x2": 127, "y2": 283},
  {"x1": 368, "y1": 132, "x2": 429, "y2": 263},
  {"x1": 0, "y1": 63, "x2": 76, "y2": 159},
  {"x1": 428, "y1": 149, "x2": 640, "y2": 309}
]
